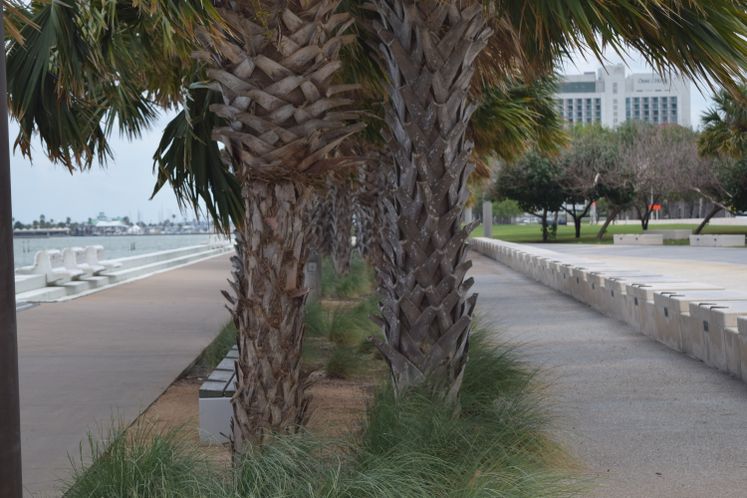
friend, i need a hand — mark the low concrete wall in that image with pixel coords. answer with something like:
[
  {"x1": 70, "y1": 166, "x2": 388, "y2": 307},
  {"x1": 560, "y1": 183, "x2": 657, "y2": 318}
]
[
  {"x1": 690, "y1": 234, "x2": 746, "y2": 247},
  {"x1": 613, "y1": 234, "x2": 664, "y2": 245},
  {"x1": 15, "y1": 242, "x2": 232, "y2": 303},
  {"x1": 470, "y1": 237, "x2": 747, "y2": 387}
]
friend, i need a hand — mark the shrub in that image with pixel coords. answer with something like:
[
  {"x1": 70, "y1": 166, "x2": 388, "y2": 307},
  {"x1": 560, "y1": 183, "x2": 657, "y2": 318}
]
[
  {"x1": 193, "y1": 322, "x2": 237, "y2": 375},
  {"x1": 321, "y1": 255, "x2": 373, "y2": 299},
  {"x1": 63, "y1": 425, "x2": 223, "y2": 498},
  {"x1": 63, "y1": 325, "x2": 579, "y2": 498},
  {"x1": 325, "y1": 346, "x2": 358, "y2": 379}
]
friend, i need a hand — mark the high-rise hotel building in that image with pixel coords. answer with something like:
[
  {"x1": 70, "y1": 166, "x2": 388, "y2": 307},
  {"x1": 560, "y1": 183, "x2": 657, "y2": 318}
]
[{"x1": 554, "y1": 64, "x2": 691, "y2": 128}]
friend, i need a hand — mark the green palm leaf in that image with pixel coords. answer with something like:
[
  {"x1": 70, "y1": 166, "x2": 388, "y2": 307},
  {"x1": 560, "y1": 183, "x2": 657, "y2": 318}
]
[
  {"x1": 699, "y1": 87, "x2": 747, "y2": 159},
  {"x1": 490, "y1": 0, "x2": 747, "y2": 91},
  {"x1": 153, "y1": 87, "x2": 243, "y2": 233}
]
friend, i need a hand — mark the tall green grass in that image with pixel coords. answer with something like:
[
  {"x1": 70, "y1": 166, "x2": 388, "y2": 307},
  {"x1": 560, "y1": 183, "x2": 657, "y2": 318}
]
[
  {"x1": 321, "y1": 255, "x2": 373, "y2": 298},
  {"x1": 63, "y1": 324, "x2": 580, "y2": 497},
  {"x1": 193, "y1": 322, "x2": 237, "y2": 375},
  {"x1": 63, "y1": 425, "x2": 224, "y2": 498},
  {"x1": 357, "y1": 328, "x2": 577, "y2": 497}
]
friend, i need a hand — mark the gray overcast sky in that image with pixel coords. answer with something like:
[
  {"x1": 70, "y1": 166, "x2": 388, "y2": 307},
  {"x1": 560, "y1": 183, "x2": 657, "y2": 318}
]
[{"x1": 9, "y1": 48, "x2": 716, "y2": 224}]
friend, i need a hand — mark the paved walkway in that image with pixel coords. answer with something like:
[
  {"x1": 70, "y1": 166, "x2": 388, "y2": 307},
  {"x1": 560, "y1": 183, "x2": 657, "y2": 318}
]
[
  {"x1": 17, "y1": 254, "x2": 231, "y2": 497},
  {"x1": 472, "y1": 253, "x2": 747, "y2": 498}
]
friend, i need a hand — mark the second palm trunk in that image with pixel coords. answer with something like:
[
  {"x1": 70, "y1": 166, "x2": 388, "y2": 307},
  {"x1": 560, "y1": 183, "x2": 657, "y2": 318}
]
[{"x1": 372, "y1": 0, "x2": 491, "y2": 402}]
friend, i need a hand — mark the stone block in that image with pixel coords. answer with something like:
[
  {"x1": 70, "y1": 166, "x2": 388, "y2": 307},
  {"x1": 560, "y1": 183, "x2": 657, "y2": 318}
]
[
  {"x1": 613, "y1": 234, "x2": 664, "y2": 245},
  {"x1": 724, "y1": 328, "x2": 742, "y2": 378},
  {"x1": 653, "y1": 290, "x2": 747, "y2": 353},
  {"x1": 587, "y1": 271, "x2": 660, "y2": 320},
  {"x1": 688, "y1": 301, "x2": 747, "y2": 373},
  {"x1": 689, "y1": 234, "x2": 746, "y2": 247},
  {"x1": 649, "y1": 229, "x2": 692, "y2": 241},
  {"x1": 625, "y1": 282, "x2": 723, "y2": 337},
  {"x1": 199, "y1": 397, "x2": 232, "y2": 443}
]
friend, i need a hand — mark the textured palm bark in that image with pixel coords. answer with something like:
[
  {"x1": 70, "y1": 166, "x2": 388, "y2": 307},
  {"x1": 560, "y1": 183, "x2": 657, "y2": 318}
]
[
  {"x1": 200, "y1": 0, "x2": 360, "y2": 448},
  {"x1": 355, "y1": 147, "x2": 392, "y2": 266},
  {"x1": 308, "y1": 188, "x2": 333, "y2": 258},
  {"x1": 371, "y1": 0, "x2": 491, "y2": 401},
  {"x1": 224, "y1": 181, "x2": 312, "y2": 451},
  {"x1": 329, "y1": 176, "x2": 354, "y2": 275}
]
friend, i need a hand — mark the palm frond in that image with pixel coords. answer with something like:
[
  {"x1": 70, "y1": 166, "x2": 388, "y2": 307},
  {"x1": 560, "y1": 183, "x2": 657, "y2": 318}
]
[
  {"x1": 471, "y1": 76, "x2": 567, "y2": 163},
  {"x1": 3, "y1": 0, "x2": 35, "y2": 43},
  {"x1": 152, "y1": 87, "x2": 243, "y2": 233},
  {"x1": 489, "y1": 0, "x2": 747, "y2": 92},
  {"x1": 699, "y1": 87, "x2": 747, "y2": 159}
]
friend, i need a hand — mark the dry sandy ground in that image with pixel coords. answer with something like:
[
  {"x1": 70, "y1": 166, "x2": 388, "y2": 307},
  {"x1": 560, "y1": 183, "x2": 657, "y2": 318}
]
[{"x1": 135, "y1": 374, "x2": 376, "y2": 465}]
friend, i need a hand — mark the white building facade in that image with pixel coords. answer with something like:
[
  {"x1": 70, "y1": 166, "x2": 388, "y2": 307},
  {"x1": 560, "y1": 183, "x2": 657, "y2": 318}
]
[{"x1": 555, "y1": 64, "x2": 690, "y2": 128}]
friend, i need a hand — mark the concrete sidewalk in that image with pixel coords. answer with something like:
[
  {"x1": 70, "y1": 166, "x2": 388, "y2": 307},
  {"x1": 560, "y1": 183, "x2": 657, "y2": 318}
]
[
  {"x1": 17, "y1": 254, "x2": 231, "y2": 497},
  {"x1": 472, "y1": 253, "x2": 747, "y2": 498}
]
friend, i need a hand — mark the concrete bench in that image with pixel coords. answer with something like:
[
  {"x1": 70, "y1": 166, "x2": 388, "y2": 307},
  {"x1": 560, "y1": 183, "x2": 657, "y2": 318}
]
[
  {"x1": 79, "y1": 246, "x2": 107, "y2": 274},
  {"x1": 62, "y1": 248, "x2": 93, "y2": 279},
  {"x1": 653, "y1": 290, "x2": 747, "y2": 353},
  {"x1": 688, "y1": 301, "x2": 747, "y2": 375},
  {"x1": 625, "y1": 282, "x2": 723, "y2": 338},
  {"x1": 650, "y1": 229, "x2": 692, "y2": 241},
  {"x1": 613, "y1": 234, "x2": 664, "y2": 245},
  {"x1": 737, "y1": 317, "x2": 747, "y2": 381},
  {"x1": 607, "y1": 276, "x2": 687, "y2": 325},
  {"x1": 689, "y1": 234, "x2": 745, "y2": 247},
  {"x1": 16, "y1": 250, "x2": 74, "y2": 285},
  {"x1": 14, "y1": 273, "x2": 46, "y2": 294},
  {"x1": 585, "y1": 271, "x2": 662, "y2": 320},
  {"x1": 199, "y1": 347, "x2": 237, "y2": 443}
]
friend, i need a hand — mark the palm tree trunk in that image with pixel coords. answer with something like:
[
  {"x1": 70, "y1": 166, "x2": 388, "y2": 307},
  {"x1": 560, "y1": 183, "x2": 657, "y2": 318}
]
[
  {"x1": 356, "y1": 146, "x2": 392, "y2": 268},
  {"x1": 203, "y1": 1, "x2": 361, "y2": 450},
  {"x1": 225, "y1": 181, "x2": 313, "y2": 451},
  {"x1": 695, "y1": 205, "x2": 723, "y2": 234},
  {"x1": 330, "y1": 179, "x2": 353, "y2": 275},
  {"x1": 372, "y1": 0, "x2": 491, "y2": 401}
]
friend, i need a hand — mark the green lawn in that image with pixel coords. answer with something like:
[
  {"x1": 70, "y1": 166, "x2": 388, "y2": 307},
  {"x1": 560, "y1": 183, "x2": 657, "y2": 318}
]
[{"x1": 471, "y1": 222, "x2": 747, "y2": 244}]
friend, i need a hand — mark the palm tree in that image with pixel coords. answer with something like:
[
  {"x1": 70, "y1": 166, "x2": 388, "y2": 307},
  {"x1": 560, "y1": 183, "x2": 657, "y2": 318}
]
[
  {"x1": 697, "y1": 87, "x2": 747, "y2": 233},
  {"x1": 699, "y1": 87, "x2": 747, "y2": 160},
  {"x1": 7, "y1": 0, "x2": 362, "y2": 449},
  {"x1": 368, "y1": 0, "x2": 747, "y2": 400}
]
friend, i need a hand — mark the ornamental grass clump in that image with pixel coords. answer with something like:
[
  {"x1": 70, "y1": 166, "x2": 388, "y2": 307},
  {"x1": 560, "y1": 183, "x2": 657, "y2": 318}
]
[
  {"x1": 357, "y1": 327, "x2": 579, "y2": 497},
  {"x1": 64, "y1": 425, "x2": 223, "y2": 498},
  {"x1": 63, "y1": 325, "x2": 579, "y2": 497}
]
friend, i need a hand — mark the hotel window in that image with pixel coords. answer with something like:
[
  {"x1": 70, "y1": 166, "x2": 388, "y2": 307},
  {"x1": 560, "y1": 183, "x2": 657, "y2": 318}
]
[{"x1": 613, "y1": 82, "x2": 618, "y2": 94}]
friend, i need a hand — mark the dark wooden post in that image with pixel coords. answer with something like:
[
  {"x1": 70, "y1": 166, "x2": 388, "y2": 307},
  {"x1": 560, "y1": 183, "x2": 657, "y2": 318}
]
[{"x1": 0, "y1": 5, "x2": 23, "y2": 497}]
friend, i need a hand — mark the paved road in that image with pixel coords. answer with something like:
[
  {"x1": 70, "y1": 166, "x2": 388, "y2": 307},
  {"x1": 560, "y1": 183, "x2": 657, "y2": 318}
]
[
  {"x1": 472, "y1": 253, "x2": 747, "y2": 498},
  {"x1": 17, "y1": 255, "x2": 231, "y2": 497}
]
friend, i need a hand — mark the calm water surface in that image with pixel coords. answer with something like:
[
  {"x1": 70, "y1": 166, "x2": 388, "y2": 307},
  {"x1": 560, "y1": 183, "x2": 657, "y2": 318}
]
[{"x1": 12, "y1": 234, "x2": 214, "y2": 268}]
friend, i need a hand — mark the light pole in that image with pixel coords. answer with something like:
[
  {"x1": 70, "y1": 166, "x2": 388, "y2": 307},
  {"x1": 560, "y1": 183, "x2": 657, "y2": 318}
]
[{"x1": 0, "y1": 5, "x2": 23, "y2": 497}]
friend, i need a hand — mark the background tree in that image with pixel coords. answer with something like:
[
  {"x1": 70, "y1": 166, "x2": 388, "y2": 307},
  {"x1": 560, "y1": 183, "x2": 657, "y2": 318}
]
[
  {"x1": 696, "y1": 87, "x2": 747, "y2": 232},
  {"x1": 492, "y1": 199, "x2": 522, "y2": 225},
  {"x1": 617, "y1": 122, "x2": 692, "y2": 230},
  {"x1": 494, "y1": 151, "x2": 565, "y2": 241},
  {"x1": 688, "y1": 158, "x2": 747, "y2": 233},
  {"x1": 558, "y1": 125, "x2": 618, "y2": 238}
]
